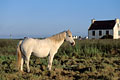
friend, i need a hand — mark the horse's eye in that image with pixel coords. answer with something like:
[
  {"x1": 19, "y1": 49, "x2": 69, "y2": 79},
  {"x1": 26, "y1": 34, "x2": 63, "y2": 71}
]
[{"x1": 69, "y1": 36, "x2": 71, "y2": 37}]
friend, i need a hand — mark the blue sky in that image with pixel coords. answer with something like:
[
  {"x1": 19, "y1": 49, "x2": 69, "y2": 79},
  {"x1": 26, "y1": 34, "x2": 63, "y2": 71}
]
[{"x1": 0, "y1": 0, "x2": 120, "y2": 38}]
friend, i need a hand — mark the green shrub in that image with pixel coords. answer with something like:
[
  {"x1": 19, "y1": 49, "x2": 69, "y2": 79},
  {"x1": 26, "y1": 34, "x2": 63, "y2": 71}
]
[{"x1": 0, "y1": 39, "x2": 120, "y2": 57}]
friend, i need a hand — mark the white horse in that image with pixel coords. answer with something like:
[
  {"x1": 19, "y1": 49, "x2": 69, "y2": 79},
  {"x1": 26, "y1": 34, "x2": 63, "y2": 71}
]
[{"x1": 17, "y1": 30, "x2": 75, "y2": 72}]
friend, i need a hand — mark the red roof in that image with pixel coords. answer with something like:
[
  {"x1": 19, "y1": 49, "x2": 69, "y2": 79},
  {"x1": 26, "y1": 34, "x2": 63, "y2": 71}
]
[{"x1": 88, "y1": 20, "x2": 116, "y2": 30}]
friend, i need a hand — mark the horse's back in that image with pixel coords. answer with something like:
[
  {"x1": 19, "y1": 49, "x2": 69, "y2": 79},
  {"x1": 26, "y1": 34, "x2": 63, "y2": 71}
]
[{"x1": 22, "y1": 38, "x2": 34, "y2": 46}]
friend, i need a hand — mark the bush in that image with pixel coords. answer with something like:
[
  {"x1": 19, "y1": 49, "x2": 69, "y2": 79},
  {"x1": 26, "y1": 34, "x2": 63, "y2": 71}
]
[{"x1": 0, "y1": 39, "x2": 120, "y2": 57}]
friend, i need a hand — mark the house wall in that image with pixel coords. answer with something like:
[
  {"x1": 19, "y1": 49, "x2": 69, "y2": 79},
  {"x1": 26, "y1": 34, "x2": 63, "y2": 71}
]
[
  {"x1": 113, "y1": 23, "x2": 120, "y2": 39},
  {"x1": 88, "y1": 30, "x2": 113, "y2": 39}
]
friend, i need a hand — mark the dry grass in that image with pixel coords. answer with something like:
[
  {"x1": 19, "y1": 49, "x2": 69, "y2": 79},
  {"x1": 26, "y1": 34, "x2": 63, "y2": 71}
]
[{"x1": 0, "y1": 39, "x2": 120, "y2": 80}]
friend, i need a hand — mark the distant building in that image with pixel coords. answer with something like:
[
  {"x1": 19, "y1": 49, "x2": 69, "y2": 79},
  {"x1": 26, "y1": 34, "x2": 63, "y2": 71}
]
[
  {"x1": 88, "y1": 18, "x2": 120, "y2": 39},
  {"x1": 10, "y1": 34, "x2": 12, "y2": 39},
  {"x1": 73, "y1": 36, "x2": 78, "y2": 39}
]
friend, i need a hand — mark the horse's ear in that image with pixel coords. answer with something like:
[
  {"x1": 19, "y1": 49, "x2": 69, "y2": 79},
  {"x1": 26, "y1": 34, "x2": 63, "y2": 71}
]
[
  {"x1": 67, "y1": 29, "x2": 70, "y2": 32},
  {"x1": 66, "y1": 29, "x2": 71, "y2": 34}
]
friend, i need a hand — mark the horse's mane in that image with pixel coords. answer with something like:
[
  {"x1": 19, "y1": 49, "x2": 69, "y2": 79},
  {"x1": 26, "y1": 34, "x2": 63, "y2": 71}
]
[{"x1": 47, "y1": 31, "x2": 66, "y2": 43}]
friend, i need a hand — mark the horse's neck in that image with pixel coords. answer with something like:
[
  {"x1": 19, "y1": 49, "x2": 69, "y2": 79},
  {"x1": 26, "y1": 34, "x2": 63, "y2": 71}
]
[
  {"x1": 48, "y1": 32, "x2": 66, "y2": 42},
  {"x1": 47, "y1": 32, "x2": 66, "y2": 48},
  {"x1": 56, "y1": 38, "x2": 64, "y2": 47}
]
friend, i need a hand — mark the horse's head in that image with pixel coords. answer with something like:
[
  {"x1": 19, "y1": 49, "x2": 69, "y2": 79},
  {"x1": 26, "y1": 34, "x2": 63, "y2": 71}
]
[{"x1": 65, "y1": 30, "x2": 75, "y2": 46}]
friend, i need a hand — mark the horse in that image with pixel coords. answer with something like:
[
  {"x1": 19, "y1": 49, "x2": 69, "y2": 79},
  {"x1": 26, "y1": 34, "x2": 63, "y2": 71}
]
[{"x1": 17, "y1": 30, "x2": 75, "y2": 72}]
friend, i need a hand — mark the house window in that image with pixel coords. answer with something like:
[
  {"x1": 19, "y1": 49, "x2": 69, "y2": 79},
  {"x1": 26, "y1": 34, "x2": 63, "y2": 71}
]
[
  {"x1": 99, "y1": 31, "x2": 102, "y2": 36},
  {"x1": 106, "y1": 31, "x2": 109, "y2": 35},
  {"x1": 118, "y1": 31, "x2": 120, "y2": 36},
  {"x1": 92, "y1": 31, "x2": 95, "y2": 36}
]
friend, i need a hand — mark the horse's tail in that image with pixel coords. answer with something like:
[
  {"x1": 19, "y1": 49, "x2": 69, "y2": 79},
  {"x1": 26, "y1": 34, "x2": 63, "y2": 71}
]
[{"x1": 17, "y1": 40, "x2": 23, "y2": 70}]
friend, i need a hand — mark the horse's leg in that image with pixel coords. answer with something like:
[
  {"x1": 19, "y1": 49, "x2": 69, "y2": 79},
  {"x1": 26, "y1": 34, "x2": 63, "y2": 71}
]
[
  {"x1": 48, "y1": 53, "x2": 55, "y2": 70},
  {"x1": 20, "y1": 57, "x2": 24, "y2": 72},
  {"x1": 25, "y1": 52, "x2": 31, "y2": 73}
]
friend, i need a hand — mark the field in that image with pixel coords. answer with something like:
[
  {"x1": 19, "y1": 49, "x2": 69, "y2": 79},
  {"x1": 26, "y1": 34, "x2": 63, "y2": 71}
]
[{"x1": 0, "y1": 39, "x2": 120, "y2": 80}]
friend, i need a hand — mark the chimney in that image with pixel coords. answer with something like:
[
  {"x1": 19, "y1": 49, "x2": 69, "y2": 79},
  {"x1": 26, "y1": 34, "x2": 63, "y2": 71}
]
[
  {"x1": 115, "y1": 18, "x2": 119, "y2": 24},
  {"x1": 91, "y1": 19, "x2": 96, "y2": 24}
]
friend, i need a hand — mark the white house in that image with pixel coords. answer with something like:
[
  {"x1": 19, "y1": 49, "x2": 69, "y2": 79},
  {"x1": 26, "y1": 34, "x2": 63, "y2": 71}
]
[
  {"x1": 88, "y1": 18, "x2": 120, "y2": 39},
  {"x1": 73, "y1": 36, "x2": 78, "y2": 39}
]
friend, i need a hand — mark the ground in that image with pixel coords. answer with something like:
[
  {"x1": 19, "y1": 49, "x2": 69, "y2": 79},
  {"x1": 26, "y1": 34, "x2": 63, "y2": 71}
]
[{"x1": 0, "y1": 39, "x2": 120, "y2": 80}]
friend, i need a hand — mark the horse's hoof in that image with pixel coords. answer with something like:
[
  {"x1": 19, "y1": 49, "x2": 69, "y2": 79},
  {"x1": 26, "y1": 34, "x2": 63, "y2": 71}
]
[
  {"x1": 27, "y1": 70, "x2": 30, "y2": 73},
  {"x1": 19, "y1": 70, "x2": 23, "y2": 72},
  {"x1": 19, "y1": 70, "x2": 26, "y2": 74},
  {"x1": 47, "y1": 67, "x2": 51, "y2": 71}
]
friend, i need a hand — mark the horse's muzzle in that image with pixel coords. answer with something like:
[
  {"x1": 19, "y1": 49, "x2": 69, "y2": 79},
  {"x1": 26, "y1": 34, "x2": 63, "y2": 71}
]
[{"x1": 71, "y1": 42, "x2": 75, "y2": 46}]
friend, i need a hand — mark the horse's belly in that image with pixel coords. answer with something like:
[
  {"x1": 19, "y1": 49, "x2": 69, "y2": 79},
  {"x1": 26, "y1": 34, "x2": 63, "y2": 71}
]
[{"x1": 33, "y1": 48, "x2": 50, "y2": 57}]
